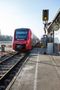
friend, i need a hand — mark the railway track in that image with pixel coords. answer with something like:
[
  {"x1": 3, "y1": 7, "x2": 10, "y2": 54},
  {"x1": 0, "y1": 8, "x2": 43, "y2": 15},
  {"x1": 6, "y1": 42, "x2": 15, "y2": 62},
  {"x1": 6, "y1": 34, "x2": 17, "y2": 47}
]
[
  {"x1": 0, "y1": 52, "x2": 18, "y2": 64},
  {"x1": 0, "y1": 51, "x2": 30, "y2": 90}
]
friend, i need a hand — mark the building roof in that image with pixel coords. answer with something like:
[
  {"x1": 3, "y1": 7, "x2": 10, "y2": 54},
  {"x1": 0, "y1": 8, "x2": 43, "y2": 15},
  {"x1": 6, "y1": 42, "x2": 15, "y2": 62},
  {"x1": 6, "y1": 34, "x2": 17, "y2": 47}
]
[{"x1": 47, "y1": 9, "x2": 60, "y2": 34}]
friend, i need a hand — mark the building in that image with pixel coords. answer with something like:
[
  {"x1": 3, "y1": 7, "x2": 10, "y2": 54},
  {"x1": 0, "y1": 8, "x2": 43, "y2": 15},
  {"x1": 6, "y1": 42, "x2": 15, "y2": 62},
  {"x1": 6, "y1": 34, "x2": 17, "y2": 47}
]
[{"x1": 47, "y1": 9, "x2": 60, "y2": 53}]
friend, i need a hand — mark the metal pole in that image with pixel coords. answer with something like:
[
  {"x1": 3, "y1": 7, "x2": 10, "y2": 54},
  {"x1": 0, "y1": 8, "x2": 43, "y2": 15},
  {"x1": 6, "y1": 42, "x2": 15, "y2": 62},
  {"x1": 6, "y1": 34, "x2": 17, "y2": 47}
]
[
  {"x1": 44, "y1": 22, "x2": 47, "y2": 35},
  {"x1": 53, "y1": 30, "x2": 54, "y2": 53}
]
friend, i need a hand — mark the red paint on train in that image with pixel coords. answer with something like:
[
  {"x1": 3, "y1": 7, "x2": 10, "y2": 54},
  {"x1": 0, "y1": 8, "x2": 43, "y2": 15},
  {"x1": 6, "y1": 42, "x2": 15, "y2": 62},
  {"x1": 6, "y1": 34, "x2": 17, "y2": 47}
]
[{"x1": 12, "y1": 28, "x2": 39, "y2": 51}]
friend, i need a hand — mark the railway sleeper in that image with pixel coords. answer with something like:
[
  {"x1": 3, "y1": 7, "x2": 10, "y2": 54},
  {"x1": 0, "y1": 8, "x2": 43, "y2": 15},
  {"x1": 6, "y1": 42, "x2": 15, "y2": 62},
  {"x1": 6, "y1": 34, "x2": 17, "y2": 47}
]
[
  {"x1": 1, "y1": 63, "x2": 15, "y2": 65},
  {"x1": 0, "y1": 65, "x2": 12, "y2": 68},
  {"x1": 0, "y1": 72, "x2": 7, "y2": 75},
  {"x1": 0, "y1": 71, "x2": 6, "y2": 74},
  {"x1": 0, "y1": 68, "x2": 9, "y2": 71},
  {"x1": 0, "y1": 65, "x2": 8, "y2": 67}
]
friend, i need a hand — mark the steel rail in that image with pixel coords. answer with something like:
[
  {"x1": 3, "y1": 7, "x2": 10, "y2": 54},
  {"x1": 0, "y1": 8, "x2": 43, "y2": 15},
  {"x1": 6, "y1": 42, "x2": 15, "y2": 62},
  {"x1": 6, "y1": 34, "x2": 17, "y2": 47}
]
[
  {"x1": 0, "y1": 51, "x2": 30, "y2": 90},
  {"x1": 0, "y1": 52, "x2": 18, "y2": 64},
  {"x1": 0, "y1": 53, "x2": 21, "y2": 80}
]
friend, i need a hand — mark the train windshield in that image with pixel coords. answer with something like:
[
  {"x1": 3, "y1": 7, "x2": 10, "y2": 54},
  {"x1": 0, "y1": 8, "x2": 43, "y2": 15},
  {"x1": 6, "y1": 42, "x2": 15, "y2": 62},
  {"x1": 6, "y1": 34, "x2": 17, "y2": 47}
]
[{"x1": 15, "y1": 29, "x2": 28, "y2": 40}]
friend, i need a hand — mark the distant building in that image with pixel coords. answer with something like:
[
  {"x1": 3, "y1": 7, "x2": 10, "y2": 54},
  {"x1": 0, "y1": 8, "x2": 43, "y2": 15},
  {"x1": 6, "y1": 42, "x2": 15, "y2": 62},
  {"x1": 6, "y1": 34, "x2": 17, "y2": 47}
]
[
  {"x1": 47, "y1": 9, "x2": 60, "y2": 53},
  {"x1": 0, "y1": 30, "x2": 1, "y2": 35},
  {"x1": 0, "y1": 35, "x2": 12, "y2": 41}
]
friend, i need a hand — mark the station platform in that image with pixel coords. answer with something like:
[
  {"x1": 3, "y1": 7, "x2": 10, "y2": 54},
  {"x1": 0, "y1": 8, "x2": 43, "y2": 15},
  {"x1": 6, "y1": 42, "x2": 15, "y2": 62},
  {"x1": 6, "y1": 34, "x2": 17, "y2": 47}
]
[{"x1": 7, "y1": 48, "x2": 60, "y2": 90}]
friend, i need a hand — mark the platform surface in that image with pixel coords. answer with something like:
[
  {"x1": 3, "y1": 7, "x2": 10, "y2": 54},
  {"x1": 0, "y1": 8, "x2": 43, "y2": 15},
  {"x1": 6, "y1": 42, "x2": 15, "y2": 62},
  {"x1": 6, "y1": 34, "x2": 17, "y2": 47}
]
[{"x1": 9, "y1": 48, "x2": 60, "y2": 90}]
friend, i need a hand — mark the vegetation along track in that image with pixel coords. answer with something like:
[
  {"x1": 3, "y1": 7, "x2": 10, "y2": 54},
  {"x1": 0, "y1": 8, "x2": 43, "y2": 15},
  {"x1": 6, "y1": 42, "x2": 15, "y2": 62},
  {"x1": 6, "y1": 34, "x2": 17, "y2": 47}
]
[{"x1": 0, "y1": 51, "x2": 30, "y2": 90}]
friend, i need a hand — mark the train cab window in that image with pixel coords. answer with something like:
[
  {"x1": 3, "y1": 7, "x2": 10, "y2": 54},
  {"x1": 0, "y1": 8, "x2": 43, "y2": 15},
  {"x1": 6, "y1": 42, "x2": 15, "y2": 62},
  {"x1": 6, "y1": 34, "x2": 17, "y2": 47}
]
[{"x1": 15, "y1": 29, "x2": 28, "y2": 40}]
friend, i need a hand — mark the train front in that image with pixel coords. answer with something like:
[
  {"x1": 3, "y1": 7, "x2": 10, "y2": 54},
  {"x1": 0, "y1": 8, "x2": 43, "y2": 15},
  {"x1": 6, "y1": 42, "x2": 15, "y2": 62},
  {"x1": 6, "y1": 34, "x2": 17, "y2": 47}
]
[{"x1": 12, "y1": 28, "x2": 31, "y2": 51}]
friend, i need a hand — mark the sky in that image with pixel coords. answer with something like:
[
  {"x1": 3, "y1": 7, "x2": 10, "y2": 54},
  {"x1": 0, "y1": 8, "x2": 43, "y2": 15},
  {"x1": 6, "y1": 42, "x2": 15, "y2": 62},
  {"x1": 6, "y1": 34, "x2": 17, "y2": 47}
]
[{"x1": 0, "y1": 0, "x2": 60, "y2": 39}]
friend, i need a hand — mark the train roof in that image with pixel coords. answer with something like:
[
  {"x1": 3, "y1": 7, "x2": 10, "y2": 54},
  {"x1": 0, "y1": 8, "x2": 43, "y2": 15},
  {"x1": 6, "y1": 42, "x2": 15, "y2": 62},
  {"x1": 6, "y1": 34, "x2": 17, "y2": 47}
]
[{"x1": 15, "y1": 28, "x2": 31, "y2": 31}]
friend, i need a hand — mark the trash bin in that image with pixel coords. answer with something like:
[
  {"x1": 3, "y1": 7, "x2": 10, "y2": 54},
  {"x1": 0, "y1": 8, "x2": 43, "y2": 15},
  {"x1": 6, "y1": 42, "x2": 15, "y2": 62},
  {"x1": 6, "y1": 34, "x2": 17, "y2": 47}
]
[{"x1": 1, "y1": 45, "x2": 5, "y2": 52}]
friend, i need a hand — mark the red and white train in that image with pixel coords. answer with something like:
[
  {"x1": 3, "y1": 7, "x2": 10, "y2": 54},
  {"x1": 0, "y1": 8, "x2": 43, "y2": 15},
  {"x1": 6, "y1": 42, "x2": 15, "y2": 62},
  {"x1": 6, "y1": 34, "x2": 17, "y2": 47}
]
[{"x1": 12, "y1": 28, "x2": 39, "y2": 51}]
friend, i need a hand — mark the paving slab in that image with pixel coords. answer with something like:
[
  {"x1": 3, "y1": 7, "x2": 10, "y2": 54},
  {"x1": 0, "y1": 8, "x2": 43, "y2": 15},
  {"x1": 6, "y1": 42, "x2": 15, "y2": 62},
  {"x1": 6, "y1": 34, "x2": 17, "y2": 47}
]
[{"x1": 9, "y1": 48, "x2": 60, "y2": 90}]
